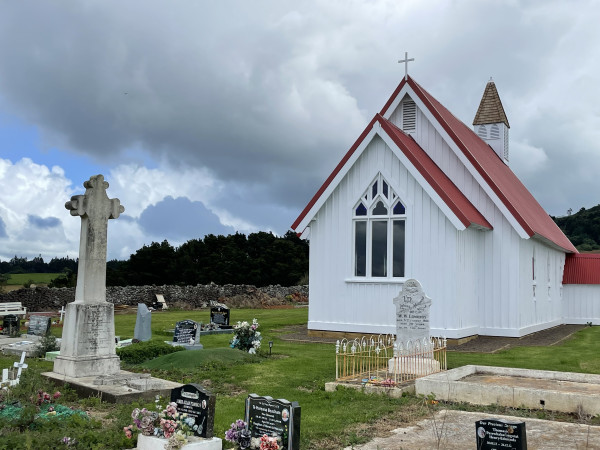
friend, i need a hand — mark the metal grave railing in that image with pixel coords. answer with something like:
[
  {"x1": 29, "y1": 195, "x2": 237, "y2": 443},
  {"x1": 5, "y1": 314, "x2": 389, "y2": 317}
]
[{"x1": 335, "y1": 335, "x2": 447, "y2": 387}]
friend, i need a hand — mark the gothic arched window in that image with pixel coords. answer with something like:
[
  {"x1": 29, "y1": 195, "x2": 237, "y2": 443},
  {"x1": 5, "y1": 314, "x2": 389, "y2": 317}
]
[{"x1": 353, "y1": 174, "x2": 406, "y2": 278}]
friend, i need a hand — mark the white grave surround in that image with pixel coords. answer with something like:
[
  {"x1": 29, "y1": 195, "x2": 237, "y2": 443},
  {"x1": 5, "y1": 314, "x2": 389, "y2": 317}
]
[
  {"x1": 388, "y1": 279, "x2": 441, "y2": 375},
  {"x1": 137, "y1": 435, "x2": 222, "y2": 450}
]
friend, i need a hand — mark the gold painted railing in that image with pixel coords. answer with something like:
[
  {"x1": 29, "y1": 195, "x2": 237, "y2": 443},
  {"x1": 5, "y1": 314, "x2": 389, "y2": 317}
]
[{"x1": 335, "y1": 335, "x2": 446, "y2": 386}]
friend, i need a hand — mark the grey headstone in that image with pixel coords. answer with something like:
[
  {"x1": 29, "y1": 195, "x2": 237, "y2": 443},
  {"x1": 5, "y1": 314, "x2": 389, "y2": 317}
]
[
  {"x1": 393, "y1": 279, "x2": 432, "y2": 344},
  {"x1": 134, "y1": 304, "x2": 152, "y2": 342}
]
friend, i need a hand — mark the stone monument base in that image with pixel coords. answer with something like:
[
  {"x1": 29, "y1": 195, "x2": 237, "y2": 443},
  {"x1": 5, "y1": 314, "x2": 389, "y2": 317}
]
[
  {"x1": 388, "y1": 356, "x2": 441, "y2": 376},
  {"x1": 164, "y1": 341, "x2": 204, "y2": 351},
  {"x1": 42, "y1": 370, "x2": 183, "y2": 404},
  {"x1": 137, "y1": 434, "x2": 222, "y2": 450},
  {"x1": 53, "y1": 302, "x2": 120, "y2": 378}
]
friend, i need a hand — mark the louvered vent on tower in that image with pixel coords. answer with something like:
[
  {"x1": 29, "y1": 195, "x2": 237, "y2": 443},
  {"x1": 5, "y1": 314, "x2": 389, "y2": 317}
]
[
  {"x1": 477, "y1": 125, "x2": 487, "y2": 139},
  {"x1": 490, "y1": 124, "x2": 500, "y2": 139},
  {"x1": 402, "y1": 98, "x2": 416, "y2": 133}
]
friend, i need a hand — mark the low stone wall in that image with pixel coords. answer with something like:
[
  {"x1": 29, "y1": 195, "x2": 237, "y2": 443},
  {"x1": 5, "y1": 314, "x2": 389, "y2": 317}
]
[{"x1": 0, "y1": 284, "x2": 309, "y2": 312}]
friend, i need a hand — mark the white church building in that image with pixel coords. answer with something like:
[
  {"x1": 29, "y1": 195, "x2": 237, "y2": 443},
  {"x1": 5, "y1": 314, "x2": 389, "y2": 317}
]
[{"x1": 292, "y1": 75, "x2": 600, "y2": 340}]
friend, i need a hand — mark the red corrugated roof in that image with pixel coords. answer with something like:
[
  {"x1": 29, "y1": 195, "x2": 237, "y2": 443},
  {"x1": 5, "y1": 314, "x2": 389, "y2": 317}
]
[
  {"x1": 291, "y1": 114, "x2": 492, "y2": 231},
  {"x1": 378, "y1": 115, "x2": 492, "y2": 230},
  {"x1": 563, "y1": 253, "x2": 600, "y2": 284},
  {"x1": 397, "y1": 77, "x2": 577, "y2": 253}
]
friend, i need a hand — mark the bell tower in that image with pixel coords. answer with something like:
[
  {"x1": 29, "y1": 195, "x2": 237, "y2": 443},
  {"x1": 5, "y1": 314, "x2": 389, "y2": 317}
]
[{"x1": 473, "y1": 78, "x2": 510, "y2": 164}]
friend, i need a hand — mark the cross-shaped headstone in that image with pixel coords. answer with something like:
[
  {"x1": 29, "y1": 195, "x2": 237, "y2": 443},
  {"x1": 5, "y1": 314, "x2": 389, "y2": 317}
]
[
  {"x1": 66, "y1": 175, "x2": 124, "y2": 304},
  {"x1": 398, "y1": 51, "x2": 414, "y2": 81},
  {"x1": 59, "y1": 306, "x2": 66, "y2": 322},
  {"x1": 13, "y1": 351, "x2": 28, "y2": 379}
]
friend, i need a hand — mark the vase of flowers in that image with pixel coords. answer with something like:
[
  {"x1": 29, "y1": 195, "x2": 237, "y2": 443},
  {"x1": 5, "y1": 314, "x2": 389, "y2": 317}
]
[
  {"x1": 230, "y1": 319, "x2": 262, "y2": 354},
  {"x1": 225, "y1": 420, "x2": 281, "y2": 450}
]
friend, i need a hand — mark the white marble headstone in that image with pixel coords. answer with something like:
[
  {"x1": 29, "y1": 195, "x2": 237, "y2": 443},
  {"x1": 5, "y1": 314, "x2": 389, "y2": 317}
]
[
  {"x1": 134, "y1": 304, "x2": 152, "y2": 342},
  {"x1": 393, "y1": 279, "x2": 432, "y2": 344}
]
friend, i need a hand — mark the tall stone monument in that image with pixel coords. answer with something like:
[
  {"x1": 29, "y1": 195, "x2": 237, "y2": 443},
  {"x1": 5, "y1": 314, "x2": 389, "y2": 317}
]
[{"x1": 53, "y1": 175, "x2": 124, "y2": 378}]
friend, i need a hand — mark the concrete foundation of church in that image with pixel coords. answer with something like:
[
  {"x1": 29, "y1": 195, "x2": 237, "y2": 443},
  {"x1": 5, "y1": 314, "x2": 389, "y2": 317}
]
[{"x1": 307, "y1": 329, "x2": 478, "y2": 346}]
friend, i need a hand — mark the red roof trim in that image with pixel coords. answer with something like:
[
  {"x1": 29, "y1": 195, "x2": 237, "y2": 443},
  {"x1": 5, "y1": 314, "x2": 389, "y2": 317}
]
[
  {"x1": 291, "y1": 113, "x2": 492, "y2": 232},
  {"x1": 380, "y1": 77, "x2": 408, "y2": 116},
  {"x1": 405, "y1": 77, "x2": 576, "y2": 253},
  {"x1": 291, "y1": 116, "x2": 378, "y2": 230},
  {"x1": 378, "y1": 115, "x2": 492, "y2": 230},
  {"x1": 563, "y1": 253, "x2": 600, "y2": 284}
]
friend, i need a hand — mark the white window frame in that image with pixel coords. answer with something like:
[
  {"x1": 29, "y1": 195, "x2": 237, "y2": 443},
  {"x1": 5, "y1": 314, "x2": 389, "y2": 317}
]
[{"x1": 351, "y1": 174, "x2": 406, "y2": 280}]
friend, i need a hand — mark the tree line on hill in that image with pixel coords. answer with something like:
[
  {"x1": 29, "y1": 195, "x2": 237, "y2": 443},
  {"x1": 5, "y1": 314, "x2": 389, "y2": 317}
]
[
  {"x1": 0, "y1": 231, "x2": 309, "y2": 288},
  {"x1": 552, "y1": 204, "x2": 600, "y2": 252}
]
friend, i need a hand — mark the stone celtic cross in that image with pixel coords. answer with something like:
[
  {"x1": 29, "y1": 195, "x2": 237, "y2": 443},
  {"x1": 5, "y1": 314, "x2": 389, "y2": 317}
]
[{"x1": 66, "y1": 175, "x2": 124, "y2": 304}]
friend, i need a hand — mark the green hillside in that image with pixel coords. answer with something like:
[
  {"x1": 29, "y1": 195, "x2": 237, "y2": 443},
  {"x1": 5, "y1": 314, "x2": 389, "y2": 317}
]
[{"x1": 552, "y1": 205, "x2": 600, "y2": 251}]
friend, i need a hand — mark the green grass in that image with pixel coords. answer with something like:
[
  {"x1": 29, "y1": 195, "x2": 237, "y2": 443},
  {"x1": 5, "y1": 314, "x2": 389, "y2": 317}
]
[
  {"x1": 3, "y1": 309, "x2": 600, "y2": 449},
  {"x1": 5, "y1": 273, "x2": 61, "y2": 285},
  {"x1": 447, "y1": 325, "x2": 600, "y2": 374}
]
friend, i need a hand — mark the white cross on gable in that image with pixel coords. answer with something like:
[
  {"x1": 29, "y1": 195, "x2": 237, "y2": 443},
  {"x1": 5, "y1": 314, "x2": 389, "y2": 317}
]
[{"x1": 398, "y1": 52, "x2": 415, "y2": 81}]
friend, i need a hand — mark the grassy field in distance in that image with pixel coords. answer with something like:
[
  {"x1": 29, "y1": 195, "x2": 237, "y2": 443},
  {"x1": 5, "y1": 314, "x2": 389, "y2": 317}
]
[{"x1": 4, "y1": 273, "x2": 61, "y2": 286}]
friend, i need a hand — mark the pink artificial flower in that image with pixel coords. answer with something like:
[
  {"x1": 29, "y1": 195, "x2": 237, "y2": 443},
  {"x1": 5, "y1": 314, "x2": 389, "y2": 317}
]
[
  {"x1": 123, "y1": 426, "x2": 133, "y2": 439},
  {"x1": 53, "y1": 391, "x2": 61, "y2": 399}
]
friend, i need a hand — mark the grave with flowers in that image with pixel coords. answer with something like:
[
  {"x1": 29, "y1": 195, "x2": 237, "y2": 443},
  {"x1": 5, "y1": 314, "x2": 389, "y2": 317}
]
[
  {"x1": 225, "y1": 394, "x2": 300, "y2": 450},
  {"x1": 126, "y1": 384, "x2": 221, "y2": 450}
]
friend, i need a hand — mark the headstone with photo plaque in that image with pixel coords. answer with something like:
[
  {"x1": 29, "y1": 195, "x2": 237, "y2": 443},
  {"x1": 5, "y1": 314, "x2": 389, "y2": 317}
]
[
  {"x1": 210, "y1": 306, "x2": 231, "y2": 329},
  {"x1": 27, "y1": 315, "x2": 51, "y2": 336},
  {"x1": 245, "y1": 394, "x2": 300, "y2": 450},
  {"x1": 172, "y1": 319, "x2": 202, "y2": 349},
  {"x1": 170, "y1": 383, "x2": 216, "y2": 438},
  {"x1": 475, "y1": 418, "x2": 527, "y2": 450}
]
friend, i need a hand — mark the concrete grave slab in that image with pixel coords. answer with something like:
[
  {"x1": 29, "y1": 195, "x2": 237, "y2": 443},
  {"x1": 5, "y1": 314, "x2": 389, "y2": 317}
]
[{"x1": 416, "y1": 365, "x2": 600, "y2": 415}]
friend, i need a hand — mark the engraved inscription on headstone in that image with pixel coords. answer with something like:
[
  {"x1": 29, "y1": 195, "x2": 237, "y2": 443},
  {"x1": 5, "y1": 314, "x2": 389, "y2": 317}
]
[
  {"x1": 27, "y1": 315, "x2": 51, "y2": 336},
  {"x1": 476, "y1": 419, "x2": 527, "y2": 450},
  {"x1": 170, "y1": 384, "x2": 215, "y2": 438},
  {"x1": 245, "y1": 394, "x2": 301, "y2": 450},
  {"x1": 210, "y1": 306, "x2": 230, "y2": 328},
  {"x1": 393, "y1": 279, "x2": 432, "y2": 344},
  {"x1": 173, "y1": 320, "x2": 199, "y2": 344}
]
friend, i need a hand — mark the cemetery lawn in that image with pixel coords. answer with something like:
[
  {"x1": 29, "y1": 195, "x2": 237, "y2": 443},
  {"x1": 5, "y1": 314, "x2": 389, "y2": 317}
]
[{"x1": 2, "y1": 310, "x2": 600, "y2": 449}]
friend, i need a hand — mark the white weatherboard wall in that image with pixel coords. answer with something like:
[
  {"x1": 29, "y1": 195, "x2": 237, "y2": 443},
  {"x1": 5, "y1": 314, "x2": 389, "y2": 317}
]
[
  {"x1": 308, "y1": 134, "x2": 477, "y2": 338},
  {"x1": 563, "y1": 285, "x2": 600, "y2": 324}
]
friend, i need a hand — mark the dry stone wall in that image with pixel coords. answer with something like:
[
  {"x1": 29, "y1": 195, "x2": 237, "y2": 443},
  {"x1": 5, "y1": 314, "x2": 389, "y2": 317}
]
[{"x1": 0, "y1": 284, "x2": 309, "y2": 311}]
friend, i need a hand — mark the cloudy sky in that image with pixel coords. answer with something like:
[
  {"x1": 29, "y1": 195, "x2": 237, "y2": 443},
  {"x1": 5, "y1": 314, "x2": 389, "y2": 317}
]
[{"x1": 1, "y1": 0, "x2": 599, "y2": 261}]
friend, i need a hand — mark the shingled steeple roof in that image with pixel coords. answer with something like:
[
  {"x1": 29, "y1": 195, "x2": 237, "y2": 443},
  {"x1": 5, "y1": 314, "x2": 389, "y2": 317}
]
[{"x1": 473, "y1": 79, "x2": 510, "y2": 128}]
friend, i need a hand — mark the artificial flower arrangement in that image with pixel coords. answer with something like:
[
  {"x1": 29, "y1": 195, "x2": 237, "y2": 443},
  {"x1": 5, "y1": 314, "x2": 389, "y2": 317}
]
[
  {"x1": 225, "y1": 419, "x2": 281, "y2": 450},
  {"x1": 230, "y1": 318, "x2": 262, "y2": 354},
  {"x1": 124, "y1": 397, "x2": 197, "y2": 450}
]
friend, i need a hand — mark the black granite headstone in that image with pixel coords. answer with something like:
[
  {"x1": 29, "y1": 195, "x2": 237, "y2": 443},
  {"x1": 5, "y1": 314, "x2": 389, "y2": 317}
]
[
  {"x1": 173, "y1": 320, "x2": 199, "y2": 344},
  {"x1": 27, "y1": 315, "x2": 51, "y2": 336},
  {"x1": 245, "y1": 394, "x2": 301, "y2": 450},
  {"x1": 210, "y1": 306, "x2": 231, "y2": 328},
  {"x1": 476, "y1": 419, "x2": 527, "y2": 450},
  {"x1": 2, "y1": 315, "x2": 20, "y2": 337},
  {"x1": 170, "y1": 384, "x2": 215, "y2": 438}
]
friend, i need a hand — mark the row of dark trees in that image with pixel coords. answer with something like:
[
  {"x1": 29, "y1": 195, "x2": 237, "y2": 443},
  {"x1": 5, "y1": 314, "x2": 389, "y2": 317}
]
[
  {"x1": 1, "y1": 231, "x2": 309, "y2": 287},
  {"x1": 0, "y1": 256, "x2": 77, "y2": 275}
]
